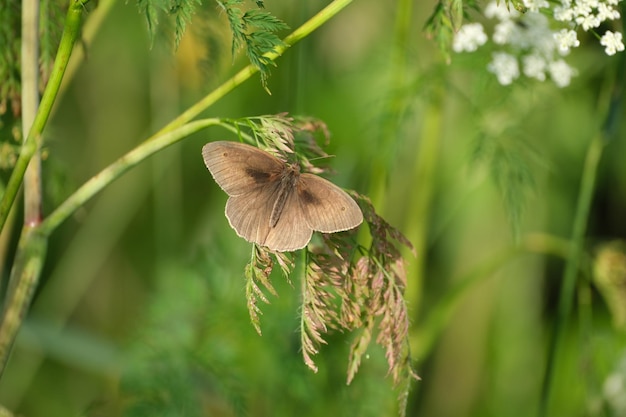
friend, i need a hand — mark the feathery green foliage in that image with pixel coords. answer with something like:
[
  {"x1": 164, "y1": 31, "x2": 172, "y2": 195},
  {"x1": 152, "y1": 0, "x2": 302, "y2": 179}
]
[
  {"x1": 0, "y1": 0, "x2": 21, "y2": 120},
  {"x1": 424, "y1": 0, "x2": 482, "y2": 61},
  {"x1": 472, "y1": 130, "x2": 539, "y2": 239},
  {"x1": 136, "y1": 0, "x2": 202, "y2": 48},
  {"x1": 136, "y1": 0, "x2": 287, "y2": 87},
  {"x1": 122, "y1": 265, "x2": 249, "y2": 417},
  {"x1": 0, "y1": 0, "x2": 64, "y2": 141},
  {"x1": 217, "y1": 0, "x2": 289, "y2": 88}
]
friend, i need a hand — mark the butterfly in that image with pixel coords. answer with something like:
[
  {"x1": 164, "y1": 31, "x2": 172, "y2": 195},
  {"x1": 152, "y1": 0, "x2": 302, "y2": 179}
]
[{"x1": 202, "y1": 141, "x2": 363, "y2": 252}]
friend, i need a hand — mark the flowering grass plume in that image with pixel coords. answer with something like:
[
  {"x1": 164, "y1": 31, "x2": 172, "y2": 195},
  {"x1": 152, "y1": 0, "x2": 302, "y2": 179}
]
[
  {"x1": 226, "y1": 114, "x2": 417, "y2": 415},
  {"x1": 444, "y1": 0, "x2": 625, "y2": 87}
]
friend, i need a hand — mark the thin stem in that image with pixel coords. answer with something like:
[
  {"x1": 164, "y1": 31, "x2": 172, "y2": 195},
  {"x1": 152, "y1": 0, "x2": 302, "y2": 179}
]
[
  {"x1": 39, "y1": 119, "x2": 222, "y2": 235},
  {"x1": 21, "y1": 0, "x2": 42, "y2": 227},
  {"x1": 538, "y1": 132, "x2": 604, "y2": 417},
  {"x1": 0, "y1": 119, "x2": 222, "y2": 376},
  {"x1": 59, "y1": 0, "x2": 117, "y2": 99},
  {"x1": 0, "y1": 228, "x2": 48, "y2": 376},
  {"x1": 159, "y1": 0, "x2": 354, "y2": 135},
  {"x1": 0, "y1": 404, "x2": 14, "y2": 417},
  {"x1": 0, "y1": 0, "x2": 84, "y2": 234},
  {"x1": 0, "y1": 0, "x2": 354, "y2": 383},
  {"x1": 538, "y1": 26, "x2": 624, "y2": 412}
]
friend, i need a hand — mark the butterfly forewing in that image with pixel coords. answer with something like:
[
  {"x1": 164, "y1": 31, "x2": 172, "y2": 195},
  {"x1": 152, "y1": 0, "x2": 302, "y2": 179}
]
[
  {"x1": 202, "y1": 141, "x2": 284, "y2": 196},
  {"x1": 297, "y1": 174, "x2": 363, "y2": 233}
]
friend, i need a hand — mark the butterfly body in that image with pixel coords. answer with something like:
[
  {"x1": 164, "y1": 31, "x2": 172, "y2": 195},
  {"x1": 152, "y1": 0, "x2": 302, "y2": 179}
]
[{"x1": 202, "y1": 141, "x2": 363, "y2": 252}]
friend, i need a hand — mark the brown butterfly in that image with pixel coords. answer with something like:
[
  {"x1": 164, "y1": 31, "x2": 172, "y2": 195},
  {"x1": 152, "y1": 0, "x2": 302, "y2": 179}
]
[{"x1": 202, "y1": 141, "x2": 363, "y2": 252}]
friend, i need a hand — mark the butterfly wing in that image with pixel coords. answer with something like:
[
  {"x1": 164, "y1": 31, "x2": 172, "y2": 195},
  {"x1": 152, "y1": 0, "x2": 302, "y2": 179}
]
[
  {"x1": 203, "y1": 141, "x2": 357, "y2": 251},
  {"x1": 226, "y1": 185, "x2": 313, "y2": 252},
  {"x1": 202, "y1": 141, "x2": 284, "y2": 196},
  {"x1": 262, "y1": 185, "x2": 314, "y2": 251},
  {"x1": 297, "y1": 173, "x2": 363, "y2": 233}
]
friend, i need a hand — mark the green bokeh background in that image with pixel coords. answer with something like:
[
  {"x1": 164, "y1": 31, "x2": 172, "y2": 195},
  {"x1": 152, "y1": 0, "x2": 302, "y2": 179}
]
[{"x1": 2, "y1": 0, "x2": 626, "y2": 416}]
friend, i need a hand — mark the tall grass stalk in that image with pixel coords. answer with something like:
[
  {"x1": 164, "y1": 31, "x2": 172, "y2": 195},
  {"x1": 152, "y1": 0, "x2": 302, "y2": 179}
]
[{"x1": 538, "y1": 48, "x2": 625, "y2": 414}]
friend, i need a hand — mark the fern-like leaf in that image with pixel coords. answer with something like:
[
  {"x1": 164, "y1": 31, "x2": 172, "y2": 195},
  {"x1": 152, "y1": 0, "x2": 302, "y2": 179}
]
[
  {"x1": 216, "y1": 0, "x2": 289, "y2": 89},
  {"x1": 473, "y1": 131, "x2": 538, "y2": 240}
]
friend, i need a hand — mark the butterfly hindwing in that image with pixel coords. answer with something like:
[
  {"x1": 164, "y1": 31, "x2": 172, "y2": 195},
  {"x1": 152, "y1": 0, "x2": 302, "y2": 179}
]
[
  {"x1": 225, "y1": 184, "x2": 312, "y2": 252},
  {"x1": 297, "y1": 173, "x2": 363, "y2": 233}
]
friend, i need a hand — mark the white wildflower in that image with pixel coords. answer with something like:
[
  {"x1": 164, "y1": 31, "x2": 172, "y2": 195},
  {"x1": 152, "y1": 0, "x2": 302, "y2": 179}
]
[
  {"x1": 572, "y1": 2, "x2": 594, "y2": 17},
  {"x1": 452, "y1": 0, "x2": 624, "y2": 88},
  {"x1": 488, "y1": 52, "x2": 520, "y2": 85},
  {"x1": 453, "y1": 23, "x2": 488, "y2": 52},
  {"x1": 548, "y1": 59, "x2": 577, "y2": 87},
  {"x1": 554, "y1": 29, "x2": 580, "y2": 53},
  {"x1": 516, "y1": 13, "x2": 557, "y2": 55},
  {"x1": 493, "y1": 20, "x2": 517, "y2": 45},
  {"x1": 576, "y1": 13, "x2": 601, "y2": 30},
  {"x1": 485, "y1": 1, "x2": 519, "y2": 20},
  {"x1": 554, "y1": 4, "x2": 575, "y2": 21},
  {"x1": 524, "y1": 0, "x2": 550, "y2": 11},
  {"x1": 600, "y1": 31, "x2": 625, "y2": 55},
  {"x1": 523, "y1": 53, "x2": 548, "y2": 80},
  {"x1": 597, "y1": 3, "x2": 621, "y2": 21}
]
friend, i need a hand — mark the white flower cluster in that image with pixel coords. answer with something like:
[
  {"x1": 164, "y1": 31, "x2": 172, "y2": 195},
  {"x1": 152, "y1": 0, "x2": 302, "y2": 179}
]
[{"x1": 453, "y1": 0, "x2": 625, "y2": 87}]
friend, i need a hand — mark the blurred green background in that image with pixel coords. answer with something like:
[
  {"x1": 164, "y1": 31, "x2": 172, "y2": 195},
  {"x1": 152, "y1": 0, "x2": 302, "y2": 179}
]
[{"x1": 2, "y1": 0, "x2": 626, "y2": 416}]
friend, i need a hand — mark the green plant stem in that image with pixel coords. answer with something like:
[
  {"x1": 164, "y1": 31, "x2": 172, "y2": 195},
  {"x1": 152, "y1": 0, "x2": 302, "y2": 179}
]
[
  {"x1": 40, "y1": 0, "x2": 356, "y2": 234},
  {"x1": 0, "y1": 228, "x2": 48, "y2": 375},
  {"x1": 0, "y1": 0, "x2": 83, "y2": 234},
  {"x1": 538, "y1": 132, "x2": 605, "y2": 417},
  {"x1": 59, "y1": 0, "x2": 117, "y2": 99},
  {"x1": 21, "y1": 0, "x2": 42, "y2": 228},
  {"x1": 159, "y1": 0, "x2": 354, "y2": 134},
  {"x1": 538, "y1": 17, "x2": 624, "y2": 413},
  {"x1": 26, "y1": 0, "x2": 354, "y2": 234},
  {"x1": 414, "y1": 233, "x2": 573, "y2": 359},
  {"x1": 0, "y1": 0, "x2": 354, "y2": 381},
  {"x1": 39, "y1": 119, "x2": 222, "y2": 235},
  {"x1": 0, "y1": 404, "x2": 14, "y2": 417},
  {"x1": 0, "y1": 119, "x2": 220, "y2": 377}
]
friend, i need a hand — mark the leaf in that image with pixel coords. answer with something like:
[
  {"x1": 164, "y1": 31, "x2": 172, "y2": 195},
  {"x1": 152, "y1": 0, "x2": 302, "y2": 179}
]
[
  {"x1": 449, "y1": 0, "x2": 464, "y2": 32},
  {"x1": 472, "y1": 132, "x2": 539, "y2": 240},
  {"x1": 242, "y1": 9, "x2": 289, "y2": 32},
  {"x1": 217, "y1": 0, "x2": 289, "y2": 89}
]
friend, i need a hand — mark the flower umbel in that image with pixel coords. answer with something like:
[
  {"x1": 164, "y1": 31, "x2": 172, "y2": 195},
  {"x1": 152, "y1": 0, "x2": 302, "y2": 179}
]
[
  {"x1": 601, "y1": 31, "x2": 626, "y2": 55},
  {"x1": 451, "y1": 0, "x2": 624, "y2": 87},
  {"x1": 453, "y1": 23, "x2": 488, "y2": 52},
  {"x1": 488, "y1": 52, "x2": 520, "y2": 85}
]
